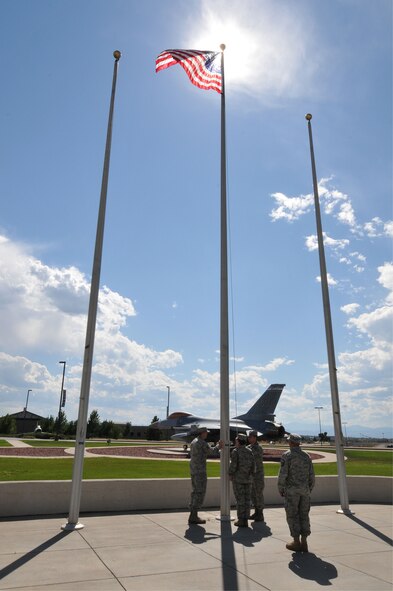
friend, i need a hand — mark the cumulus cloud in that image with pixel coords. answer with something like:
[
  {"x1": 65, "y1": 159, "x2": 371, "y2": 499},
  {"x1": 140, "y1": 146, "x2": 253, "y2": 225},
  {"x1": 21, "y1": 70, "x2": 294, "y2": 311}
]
[
  {"x1": 341, "y1": 303, "x2": 360, "y2": 316},
  {"x1": 305, "y1": 233, "x2": 350, "y2": 253},
  {"x1": 316, "y1": 273, "x2": 338, "y2": 286},
  {"x1": 305, "y1": 262, "x2": 393, "y2": 427},
  {"x1": 364, "y1": 217, "x2": 393, "y2": 238},
  {"x1": 271, "y1": 178, "x2": 360, "y2": 232}
]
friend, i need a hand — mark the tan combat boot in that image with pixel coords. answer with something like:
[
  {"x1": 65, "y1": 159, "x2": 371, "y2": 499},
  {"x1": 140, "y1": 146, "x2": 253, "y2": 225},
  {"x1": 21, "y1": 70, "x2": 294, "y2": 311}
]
[
  {"x1": 300, "y1": 535, "x2": 308, "y2": 552},
  {"x1": 286, "y1": 536, "x2": 301, "y2": 551}
]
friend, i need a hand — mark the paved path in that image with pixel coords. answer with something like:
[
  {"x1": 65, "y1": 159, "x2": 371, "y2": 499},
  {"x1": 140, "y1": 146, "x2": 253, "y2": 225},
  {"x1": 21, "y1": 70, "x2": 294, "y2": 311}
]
[
  {"x1": 0, "y1": 503, "x2": 391, "y2": 590},
  {"x1": 3, "y1": 438, "x2": 32, "y2": 448}
]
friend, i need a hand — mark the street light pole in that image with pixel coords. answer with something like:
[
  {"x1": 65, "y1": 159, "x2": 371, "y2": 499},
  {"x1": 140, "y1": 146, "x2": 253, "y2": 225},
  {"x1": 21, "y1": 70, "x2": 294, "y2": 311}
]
[
  {"x1": 166, "y1": 386, "x2": 170, "y2": 419},
  {"x1": 342, "y1": 422, "x2": 348, "y2": 446},
  {"x1": 315, "y1": 406, "x2": 323, "y2": 445},
  {"x1": 25, "y1": 389, "x2": 32, "y2": 413},
  {"x1": 23, "y1": 389, "x2": 32, "y2": 435},
  {"x1": 57, "y1": 361, "x2": 66, "y2": 437}
]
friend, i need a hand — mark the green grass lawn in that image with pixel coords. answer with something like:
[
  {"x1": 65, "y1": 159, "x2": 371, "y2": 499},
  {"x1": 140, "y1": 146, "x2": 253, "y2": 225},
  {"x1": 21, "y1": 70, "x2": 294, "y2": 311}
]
[
  {"x1": 0, "y1": 440, "x2": 12, "y2": 447},
  {"x1": 20, "y1": 440, "x2": 178, "y2": 448},
  {"x1": 0, "y1": 449, "x2": 391, "y2": 481}
]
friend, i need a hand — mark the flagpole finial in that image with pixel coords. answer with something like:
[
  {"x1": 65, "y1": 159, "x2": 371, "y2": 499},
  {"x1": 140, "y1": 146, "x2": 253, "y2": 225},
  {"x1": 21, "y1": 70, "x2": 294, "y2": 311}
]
[
  {"x1": 220, "y1": 44, "x2": 226, "y2": 51},
  {"x1": 305, "y1": 113, "x2": 312, "y2": 121},
  {"x1": 113, "y1": 50, "x2": 121, "y2": 61}
]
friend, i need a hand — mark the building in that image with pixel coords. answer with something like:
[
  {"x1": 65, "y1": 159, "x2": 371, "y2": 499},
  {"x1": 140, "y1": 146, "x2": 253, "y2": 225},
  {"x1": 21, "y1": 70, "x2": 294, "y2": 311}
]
[{"x1": 8, "y1": 410, "x2": 45, "y2": 434}]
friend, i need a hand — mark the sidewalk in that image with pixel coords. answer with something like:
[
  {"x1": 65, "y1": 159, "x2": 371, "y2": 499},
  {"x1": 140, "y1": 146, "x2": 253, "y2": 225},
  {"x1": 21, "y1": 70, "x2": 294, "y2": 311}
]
[
  {"x1": 0, "y1": 504, "x2": 391, "y2": 590},
  {"x1": 3, "y1": 439, "x2": 32, "y2": 448}
]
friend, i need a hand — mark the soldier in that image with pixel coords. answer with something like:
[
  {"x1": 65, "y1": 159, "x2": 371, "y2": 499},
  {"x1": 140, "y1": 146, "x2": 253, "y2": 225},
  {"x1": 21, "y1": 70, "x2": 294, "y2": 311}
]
[
  {"x1": 229, "y1": 434, "x2": 256, "y2": 527},
  {"x1": 247, "y1": 429, "x2": 265, "y2": 522},
  {"x1": 189, "y1": 427, "x2": 223, "y2": 524},
  {"x1": 278, "y1": 433, "x2": 315, "y2": 552}
]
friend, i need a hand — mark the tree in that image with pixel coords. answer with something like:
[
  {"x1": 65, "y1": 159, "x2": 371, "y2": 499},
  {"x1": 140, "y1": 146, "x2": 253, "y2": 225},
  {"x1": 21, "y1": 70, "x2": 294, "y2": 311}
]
[
  {"x1": 151, "y1": 416, "x2": 159, "y2": 424},
  {"x1": 87, "y1": 410, "x2": 101, "y2": 437},
  {"x1": 0, "y1": 414, "x2": 17, "y2": 435},
  {"x1": 41, "y1": 415, "x2": 55, "y2": 433},
  {"x1": 123, "y1": 422, "x2": 132, "y2": 438},
  {"x1": 54, "y1": 410, "x2": 67, "y2": 435},
  {"x1": 65, "y1": 420, "x2": 77, "y2": 436}
]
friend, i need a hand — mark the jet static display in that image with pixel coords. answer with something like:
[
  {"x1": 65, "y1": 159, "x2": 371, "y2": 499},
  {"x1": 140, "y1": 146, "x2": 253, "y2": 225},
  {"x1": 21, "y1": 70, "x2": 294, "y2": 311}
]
[{"x1": 151, "y1": 384, "x2": 286, "y2": 444}]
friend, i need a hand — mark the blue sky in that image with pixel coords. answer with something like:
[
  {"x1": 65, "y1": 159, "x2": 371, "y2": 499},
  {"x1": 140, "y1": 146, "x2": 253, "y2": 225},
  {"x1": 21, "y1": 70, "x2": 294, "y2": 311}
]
[{"x1": 0, "y1": 0, "x2": 391, "y2": 437}]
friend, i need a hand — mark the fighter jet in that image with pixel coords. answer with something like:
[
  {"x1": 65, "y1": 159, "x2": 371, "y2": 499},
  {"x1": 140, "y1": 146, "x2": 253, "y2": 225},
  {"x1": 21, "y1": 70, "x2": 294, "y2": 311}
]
[{"x1": 151, "y1": 384, "x2": 286, "y2": 444}]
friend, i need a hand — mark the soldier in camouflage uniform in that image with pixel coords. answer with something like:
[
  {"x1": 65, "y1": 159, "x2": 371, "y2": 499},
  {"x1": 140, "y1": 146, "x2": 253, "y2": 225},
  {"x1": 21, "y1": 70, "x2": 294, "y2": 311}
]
[
  {"x1": 247, "y1": 430, "x2": 265, "y2": 522},
  {"x1": 229, "y1": 434, "x2": 256, "y2": 527},
  {"x1": 189, "y1": 427, "x2": 223, "y2": 524},
  {"x1": 278, "y1": 433, "x2": 315, "y2": 552}
]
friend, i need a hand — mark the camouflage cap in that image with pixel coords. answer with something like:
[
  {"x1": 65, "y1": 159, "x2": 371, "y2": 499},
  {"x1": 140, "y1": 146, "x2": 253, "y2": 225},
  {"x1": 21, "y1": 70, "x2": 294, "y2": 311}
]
[
  {"x1": 196, "y1": 426, "x2": 209, "y2": 434},
  {"x1": 247, "y1": 430, "x2": 258, "y2": 437},
  {"x1": 286, "y1": 433, "x2": 302, "y2": 443},
  {"x1": 236, "y1": 433, "x2": 248, "y2": 444}
]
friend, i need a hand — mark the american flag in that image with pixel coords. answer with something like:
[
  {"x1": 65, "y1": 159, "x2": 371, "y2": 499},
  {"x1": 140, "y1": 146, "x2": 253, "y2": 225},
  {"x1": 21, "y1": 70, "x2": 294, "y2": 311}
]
[{"x1": 156, "y1": 49, "x2": 222, "y2": 94}]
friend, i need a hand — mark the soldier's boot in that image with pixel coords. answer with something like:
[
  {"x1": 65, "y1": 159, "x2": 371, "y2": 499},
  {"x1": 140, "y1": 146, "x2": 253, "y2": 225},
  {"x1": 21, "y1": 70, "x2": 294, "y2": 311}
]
[
  {"x1": 286, "y1": 536, "x2": 301, "y2": 551},
  {"x1": 249, "y1": 511, "x2": 257, "y2": 520},
  {"x1": 300, "y1": 535, "x2": 308, "y2": 552},
  {"x1": 234, "y1": 518, "x2": 248, "y2": 527},
  {"x1": 253, "y1": 509, "x2": 264, "y2": 522},
  {"x1": 188, "y1": 510, "x2": 206, "y2": 524}
]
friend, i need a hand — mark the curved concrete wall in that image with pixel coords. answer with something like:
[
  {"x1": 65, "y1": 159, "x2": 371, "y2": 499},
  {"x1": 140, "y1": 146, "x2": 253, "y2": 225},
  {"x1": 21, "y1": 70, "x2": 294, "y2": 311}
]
[{"x1": 0, "y1": 476, "x2": 391, "y2": 518}]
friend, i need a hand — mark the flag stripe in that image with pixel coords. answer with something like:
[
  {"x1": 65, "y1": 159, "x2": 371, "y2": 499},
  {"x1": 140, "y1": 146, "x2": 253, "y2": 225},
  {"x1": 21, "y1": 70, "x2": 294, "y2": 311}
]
[{"x1": 156, "y1": 49, "x2": 222, "y2": 94}]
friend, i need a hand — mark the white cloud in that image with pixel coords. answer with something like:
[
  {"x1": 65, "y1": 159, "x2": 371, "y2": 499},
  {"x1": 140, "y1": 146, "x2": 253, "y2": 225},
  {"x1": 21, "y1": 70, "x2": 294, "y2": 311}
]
[
  {"x1": 341, "y1": 303, "x2": 360, "y2": 316},
  {"x1": 305, "y1": 233, "x2": 350, "y2": 252},
  {"x1": 271, "y1": 178, "x2": 360, "y2": 232},
  {"x1": 364, "y1": 217, "x2": 393, "y2": 238},
  {"x1": 270, "y1": 192, "x2": 313, "y2": 222},
  {"x1": 316, "y1": 273, "x2": 338, "y2": 286}
]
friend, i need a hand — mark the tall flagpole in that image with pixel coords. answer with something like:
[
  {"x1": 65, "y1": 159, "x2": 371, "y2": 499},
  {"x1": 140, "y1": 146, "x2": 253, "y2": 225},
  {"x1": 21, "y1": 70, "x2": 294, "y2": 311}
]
[
  {"x1": 219, "y1": 43, "x2": 231, "y2": 519},
  {"x1": 305, "y1": 113, "x2": 352, "y2": 515},
  {"x1": 62, "y1": 50, "x2": 122, "y2": 531}
]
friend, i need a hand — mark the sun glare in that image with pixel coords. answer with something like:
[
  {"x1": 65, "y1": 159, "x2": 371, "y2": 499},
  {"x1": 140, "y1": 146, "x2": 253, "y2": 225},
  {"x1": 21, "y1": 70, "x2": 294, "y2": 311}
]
[{"x1": 190, "y1": 16, "x2": 258, "y2": 86}]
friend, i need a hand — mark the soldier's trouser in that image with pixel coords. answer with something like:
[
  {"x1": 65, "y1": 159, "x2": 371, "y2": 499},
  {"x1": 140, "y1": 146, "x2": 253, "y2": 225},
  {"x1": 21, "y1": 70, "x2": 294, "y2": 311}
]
[
  {"x1": 284, "y1": 491, "x2": 311, "y2": 537},
  {"x1": 190, "y1": 473, "x2": 207, "y2": 510},
  {"x1": 251, "y1": 476, "x2": 265, "y2": 510},
  {"x1": 233, "y1": 481, "x2": 251, "y2": 518}
]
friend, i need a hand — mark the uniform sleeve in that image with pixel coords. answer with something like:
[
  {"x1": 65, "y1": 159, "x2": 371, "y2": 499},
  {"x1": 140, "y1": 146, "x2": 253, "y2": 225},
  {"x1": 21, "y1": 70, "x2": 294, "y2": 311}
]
[
  {"x1": 277, "y1": 455, "x2": 288, "y2": 493},
  {"x1": 228, "y1": 449, "x2": 238, "y2": 475},
  {"x1": 206, "y1": 442, "x2": 220, "y2": 458},
  {"x1": 309, "y1": 458, "x2": 315, "y2": 491}
]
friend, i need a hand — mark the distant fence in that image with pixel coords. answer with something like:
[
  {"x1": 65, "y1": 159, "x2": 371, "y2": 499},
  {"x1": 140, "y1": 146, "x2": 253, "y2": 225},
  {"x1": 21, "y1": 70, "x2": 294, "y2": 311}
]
[{"x1": 0, "y1": 476, "x2": 391, "y2": 518}]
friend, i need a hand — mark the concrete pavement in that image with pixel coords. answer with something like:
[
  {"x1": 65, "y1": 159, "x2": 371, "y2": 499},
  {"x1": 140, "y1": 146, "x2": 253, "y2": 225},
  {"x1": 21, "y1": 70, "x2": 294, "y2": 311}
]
[{"x1": 0, "y1": 504, "x2": 391, "y2": 590}]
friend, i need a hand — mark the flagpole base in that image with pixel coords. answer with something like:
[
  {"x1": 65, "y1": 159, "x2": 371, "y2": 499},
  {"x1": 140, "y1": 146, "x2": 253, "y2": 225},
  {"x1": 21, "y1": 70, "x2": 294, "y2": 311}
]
[
  {"x1": 61, "y1": 521, "x2": 85, "y2": 531},
  {"x1": 336, "y1": 508, "x2": 354, "y2": 515},
  {"x1": 215, "y1": 514, "x2": 234, "y2": 522}
]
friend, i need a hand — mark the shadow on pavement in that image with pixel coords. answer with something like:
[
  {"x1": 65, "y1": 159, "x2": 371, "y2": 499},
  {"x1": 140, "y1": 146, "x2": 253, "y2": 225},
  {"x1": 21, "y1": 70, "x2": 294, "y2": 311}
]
[
  {"x1": 221, "y1": 520, "x2": 239, "y2": 591},
  {"x1": 289, "y1": 552, "x2": 338, "y2": 585},
  {"x1": 0, "y1": 531, "x2": 72, "y2": 581},
  {"x1": 184, "y1": 525, "x2": 220, "y2": 544},
  {"x1": 232, "y1": 521, "x2": 272, "y2": 547},
  {"x1": 346, "y1": 513, "x2": 393, "y2": 546}
]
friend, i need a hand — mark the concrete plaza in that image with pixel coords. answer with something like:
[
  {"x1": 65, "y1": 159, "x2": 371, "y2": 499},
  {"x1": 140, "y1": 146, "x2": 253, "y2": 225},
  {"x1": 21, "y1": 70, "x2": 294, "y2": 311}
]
[{"x1": 0, "y1": 504, "x2": 391, "y2": 590}]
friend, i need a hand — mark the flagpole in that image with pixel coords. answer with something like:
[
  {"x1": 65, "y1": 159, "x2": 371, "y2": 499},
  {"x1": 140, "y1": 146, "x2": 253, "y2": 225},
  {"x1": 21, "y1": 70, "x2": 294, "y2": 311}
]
[
  {"x1": 62, "y1": 50, "x2": 121, "y2": 531},
  {"x1": 219, "y1": 43, "x2": 231, "y2": 520},
  {"x1": 305, "y1": 113, "x2": 352, "y2": 515}
]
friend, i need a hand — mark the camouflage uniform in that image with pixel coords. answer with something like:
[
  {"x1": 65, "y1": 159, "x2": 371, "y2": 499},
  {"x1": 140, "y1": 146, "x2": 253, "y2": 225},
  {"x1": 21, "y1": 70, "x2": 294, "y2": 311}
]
[
  {"x1": 278, "y1": 446, "x2": 315, "y2": 538},
  {"x1": 229, "y1": 445, "x2": 255, "y2": 519},
  {"x1": 189, "y1": 437, "x2": 219, "y2": 510},
  {"x1": 248, "y1": 441, "x2": 265, "y2": 512}
]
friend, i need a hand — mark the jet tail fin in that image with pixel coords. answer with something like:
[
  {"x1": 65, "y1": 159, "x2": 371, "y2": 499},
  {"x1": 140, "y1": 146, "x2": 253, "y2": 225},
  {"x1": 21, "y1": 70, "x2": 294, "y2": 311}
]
[{"x1": 235, "y1": 384, "x2": 285, "y2": 423}]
